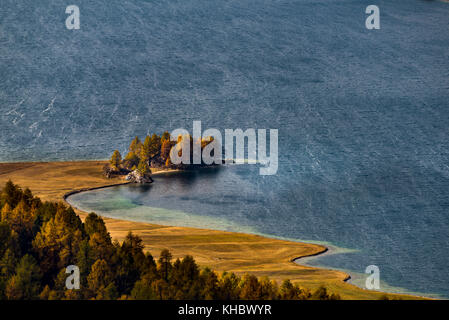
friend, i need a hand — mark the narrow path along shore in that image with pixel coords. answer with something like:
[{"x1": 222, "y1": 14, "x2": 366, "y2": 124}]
[{"x1": 0, "y1": 161, "x2": 425, "y2": 299}]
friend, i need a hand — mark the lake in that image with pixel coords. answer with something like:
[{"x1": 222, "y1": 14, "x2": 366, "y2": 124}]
[{"x1": 2, "y1": 0, "x2": 449, "y2": 298}]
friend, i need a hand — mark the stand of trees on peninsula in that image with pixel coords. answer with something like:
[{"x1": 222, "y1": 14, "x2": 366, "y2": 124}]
[
  {"x1": 0, "y1": 181, "x2": 341, "y2": 300},
  {"x1": 105, "y1": 132, "x2": 217, "y2": 178}
]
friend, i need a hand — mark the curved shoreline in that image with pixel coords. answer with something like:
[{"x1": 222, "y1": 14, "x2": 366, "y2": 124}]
[
  {"x1": 56, "y1": 169, "x2": 427, "y2": 299},
  {"x1": 63, "y1": 181, "x2": 132, "y2": 200},
  {"x1": 292, "y1": 248, "x2": 354, "y2": 284},
  {"x1": 63, "y1": 171, "x2": 335, "y2": 265},
  {"x1": 63, "y1": 169, "x2": 184, "y2": 200},
  {"x1": 62, "y1": 176, "x2": 365, "y2": 292},
  {"x1": 290, "y1": 247, "x2": 355, "y2": 282},
  {"x1": 66, "y1": 173, "x2": 438, "y2": 298},
  {"x1": 291, "y1": 247, "x2": 351, "y2": 282},
  {"x1": 64, "y1": 180, "x2": 334, "y2": 264},
  {"x1": 63, "y1": 177, "x2": 334, "y2": 264},
  {"x1": 0, "y1": 161, "x2": 427, "y2": 299}
]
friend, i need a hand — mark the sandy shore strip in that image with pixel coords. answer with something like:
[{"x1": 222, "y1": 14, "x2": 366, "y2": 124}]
[{"x1": 0, "y1": 161, "x2": 426, "y2": 299}]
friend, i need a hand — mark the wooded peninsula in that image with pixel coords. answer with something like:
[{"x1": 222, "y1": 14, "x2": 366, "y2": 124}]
[{"x1": 105, "y1": 132, "x2": 218, "y2": 183}]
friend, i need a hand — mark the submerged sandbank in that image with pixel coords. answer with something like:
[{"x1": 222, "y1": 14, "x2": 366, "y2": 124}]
[{"x1": 0, "y1": 161, "x2": 426, "y2": 300}]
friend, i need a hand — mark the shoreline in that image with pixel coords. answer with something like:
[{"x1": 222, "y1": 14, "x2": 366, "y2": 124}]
[
  {"x1": 64, "y1": 169, "x2": 359, "y2": 288},
  {"x1": 291, "y1": 247, "x2": 351, "y2": 282},
  {"x1": 62, "y1": 169, "x2": 183, "y2": 200},
  {"x1": 67, "y1": 182, "x2": 434, "y2": 298},
  {"x1": 0, "y1": 161, "x2": 426, "y2": 300}
]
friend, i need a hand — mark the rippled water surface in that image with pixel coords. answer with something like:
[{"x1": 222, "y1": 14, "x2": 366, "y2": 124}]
[{"x1": 2, "y1": 0, "x2": 449, "y2": 297}]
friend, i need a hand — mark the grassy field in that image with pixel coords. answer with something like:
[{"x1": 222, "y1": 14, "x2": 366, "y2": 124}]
[{"x1": 0, "y1": 161, "x2": 426, "y2": 299}]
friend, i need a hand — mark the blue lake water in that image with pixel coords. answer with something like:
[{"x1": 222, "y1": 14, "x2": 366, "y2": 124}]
[{"x1": 1, "y1": 0, "x2": 449, "y2": 297}]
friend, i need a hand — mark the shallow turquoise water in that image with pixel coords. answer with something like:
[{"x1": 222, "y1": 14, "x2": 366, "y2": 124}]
[
  {"x1": 2, "y1": 0, "x2": 449, "y2": 298},
  {"x1": 69, "y1": 163, "x2": 449, "y2": 298}
]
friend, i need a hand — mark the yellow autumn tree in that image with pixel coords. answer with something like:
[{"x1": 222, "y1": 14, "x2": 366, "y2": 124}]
[{"x1": 109, "y1": 150, "x2": 122, "y2": 170}]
